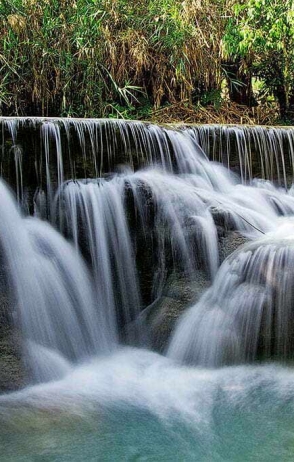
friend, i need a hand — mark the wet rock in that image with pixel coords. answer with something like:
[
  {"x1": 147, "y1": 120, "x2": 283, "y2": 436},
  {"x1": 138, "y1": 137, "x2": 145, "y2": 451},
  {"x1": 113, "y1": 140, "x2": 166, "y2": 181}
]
[
  {"x1": 144, "y1": 270, "x2": 210, "y2": 352},
  {"x1": 0, "y1": 268, "x2": 25, "y2": 394},
  {"x1": 0, "y1": 325, "x2": 24, "y2": 393},
  {"x1": 162, "y1": 271, "x2": 209, "y2": 302},
  {"x1": 219, "y1": 231, "x2": 249, "y2": 263},
  {"x1": 141, "y1": 229, "x2": 250, "y2": 353},
  {"x1": 210, "y1": 206, "x2": 236, "y2": 233},
  {"x1": 210, "y1": 205, "x2": 251, "y2": 260}
]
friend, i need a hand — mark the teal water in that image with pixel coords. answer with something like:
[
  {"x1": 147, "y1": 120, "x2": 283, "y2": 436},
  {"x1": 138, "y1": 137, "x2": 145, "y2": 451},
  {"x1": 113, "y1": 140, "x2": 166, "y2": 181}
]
[{"x1": 1, "y1": 348, "x2": 294, "y2": 461}]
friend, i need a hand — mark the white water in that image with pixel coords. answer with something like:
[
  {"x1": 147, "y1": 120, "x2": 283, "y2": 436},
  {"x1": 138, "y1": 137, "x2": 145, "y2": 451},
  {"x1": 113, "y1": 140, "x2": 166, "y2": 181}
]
[
  {"x1": 168, "y1": 228, "x2": 294, "y2": 366},
  {"x1": 2, "y1": 122, "x2": 294, "y2": 374},
  {"x1": 1, "y1": 349, "x2": 294, "y2": 461},
  {"x1": 2, "y1": 118, "x2": 294, "y2": 216},
  {"x1": 1, "y1": 348, "x2": 293, "y2": 428},
  {"x1": 0, "y1": 181, "x2": 113, "y2": 382},
  {"x1": 1, "y1": 120, "x2": 294, "y2": 459},
  {"x1": 55, "y1": 177, "x2": 141, "y2": 343}
]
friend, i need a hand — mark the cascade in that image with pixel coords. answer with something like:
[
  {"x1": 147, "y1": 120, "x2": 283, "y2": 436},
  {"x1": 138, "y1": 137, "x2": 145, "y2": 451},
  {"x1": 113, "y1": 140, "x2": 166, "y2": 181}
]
[
  {"x1": 55, "y1": 177, "x2": 141, "y2": 342},
  {"x1": 1, "y1": 118, "x2": 294, "y2": 385},
  {"x1": 2, "y1": 119, "x2": 294, "y2": 460},
  {"x1": 2, "y1": 117, "x2": 294, "y2": 215},
  {"x1": 168, "y1": 224, "x2": 294, "y2": 366},
  {"x1": 0, "y1": 180, "x2": 113, "y2": 382}
]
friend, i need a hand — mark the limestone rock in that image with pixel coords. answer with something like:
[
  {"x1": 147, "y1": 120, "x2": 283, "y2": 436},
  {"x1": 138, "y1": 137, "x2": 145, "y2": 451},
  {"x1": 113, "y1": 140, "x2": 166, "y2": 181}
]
[
  {"x1": 219, "y1": 231, "x2": 249, "y2": 263},
  {"x1": 144, "y1": 271, "x2": 210, "y2": 352},
  {"x1": 0, "y1": 268, "x2": 25, "y2": 394},
  {"x1": 0, "y1": 325, "x2": 25, "y2": 393}
]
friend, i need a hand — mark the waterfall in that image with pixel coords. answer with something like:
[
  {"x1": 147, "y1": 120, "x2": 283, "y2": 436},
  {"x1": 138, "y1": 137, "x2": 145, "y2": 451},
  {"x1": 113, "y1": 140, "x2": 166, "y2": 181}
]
[
  {"x1": 168, "y1": 221, "x2": 294, "y2": 366},
  {"x1": 2, "y1": 118, "x2": 294, "y2": 216},
  {"x1": 0, "y1": 180, "x2": 113, "y2": 382},
  {"x1": 55, "y1": 177, "x2": 142, "y2": 343},
  {"x1": 3, "y1": 118, "x2": 294, "y2": 462},
  {"x1": 2, "y1": 118, "x2": 294, "y2": 385}
]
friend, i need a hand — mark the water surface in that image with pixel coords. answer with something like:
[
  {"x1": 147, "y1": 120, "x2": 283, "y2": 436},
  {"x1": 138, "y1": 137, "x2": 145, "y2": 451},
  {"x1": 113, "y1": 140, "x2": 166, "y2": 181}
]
[{"x1": 1, "y1": 348, "x2": 294, "y2": 461}]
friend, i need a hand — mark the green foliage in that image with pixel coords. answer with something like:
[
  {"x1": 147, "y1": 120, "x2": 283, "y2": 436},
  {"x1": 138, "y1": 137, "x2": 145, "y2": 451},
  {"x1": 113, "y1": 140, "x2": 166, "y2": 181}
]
[
  {"x1": 227, "y1": 0, "x2": 294, "y2": 54},
  {"x1": 0, "y1": 0, "x2": 293, "y2": 121},
  {"x1": 223, "y1": 0, "x2": 294, "y2": 117},
  {"x1": 200, "y1": 89, "x2": 222, "y2": 109}
]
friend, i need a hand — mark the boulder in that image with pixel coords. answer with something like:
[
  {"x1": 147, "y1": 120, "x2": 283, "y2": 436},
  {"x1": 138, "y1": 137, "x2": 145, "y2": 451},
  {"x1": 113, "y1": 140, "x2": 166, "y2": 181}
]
[
  {"x1": 143, "y1": 270, "x2": 210, "y2": 352},
  {"x1": 219, "y1": 230, "x2": 249, "y2": 263},
  {"x1": 210, "y1": 205, "x2": 250, "y2": 258},
  {"x1": 141, "y1": 229, "x2": 249, "y2": 353}
]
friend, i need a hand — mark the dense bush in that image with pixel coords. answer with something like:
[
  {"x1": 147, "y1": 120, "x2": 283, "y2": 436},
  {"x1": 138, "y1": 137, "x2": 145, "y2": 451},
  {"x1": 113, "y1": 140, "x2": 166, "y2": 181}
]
[{"x1": 0, "y1": 0, "x2": 293, "y2": 122}]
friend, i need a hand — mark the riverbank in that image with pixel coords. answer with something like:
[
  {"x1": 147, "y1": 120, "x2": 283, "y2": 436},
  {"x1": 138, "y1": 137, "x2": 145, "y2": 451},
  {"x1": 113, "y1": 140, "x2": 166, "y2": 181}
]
[{"x1": 149, "y1": 101, "x2": 281, "y2": 126}]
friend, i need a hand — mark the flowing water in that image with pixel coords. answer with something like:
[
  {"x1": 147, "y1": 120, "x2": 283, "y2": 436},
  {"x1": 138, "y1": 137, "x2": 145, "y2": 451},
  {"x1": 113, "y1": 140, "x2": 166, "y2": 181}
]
[
  {"x1": 2, "y1": 349, "x2": 294, "y2": 462},
  {"x1": 1, "y1": 118, "x2": 294, "y2": 460}
]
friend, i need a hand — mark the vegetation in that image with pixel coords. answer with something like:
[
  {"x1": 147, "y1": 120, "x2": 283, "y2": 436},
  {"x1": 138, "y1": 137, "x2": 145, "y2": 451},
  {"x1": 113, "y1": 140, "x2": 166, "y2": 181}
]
[
  {"x1": 223, "y1": 0, "x2": 294, "y2": 120},
  {"x1": 0, "y1": 0, "x2": 293, "y2": 123}
]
